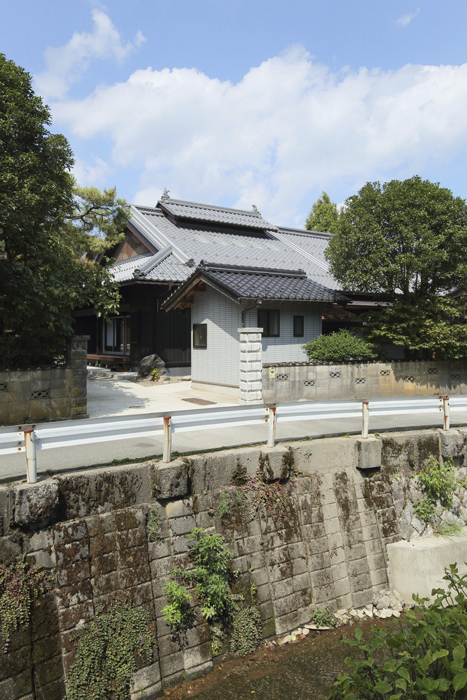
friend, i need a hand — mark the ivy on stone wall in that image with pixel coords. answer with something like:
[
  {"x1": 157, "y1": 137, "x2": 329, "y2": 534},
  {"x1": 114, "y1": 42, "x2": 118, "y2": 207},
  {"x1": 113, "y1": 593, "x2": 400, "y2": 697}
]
[
  {"x1": 65, "y1": 595, "x2": 156, "y2": 700},
  {"x1": 0, "y1": 555, "x2": 53, "y2": 651}
]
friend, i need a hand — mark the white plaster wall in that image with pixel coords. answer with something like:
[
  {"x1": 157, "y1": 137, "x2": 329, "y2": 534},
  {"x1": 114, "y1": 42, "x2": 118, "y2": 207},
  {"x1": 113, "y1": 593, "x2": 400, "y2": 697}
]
[
  {"x1": 191, "y1": 286, "x2": 241, "y2": 387},
  {"x1": 243, "y1": 301, "x2": 322, "y2": 364}
]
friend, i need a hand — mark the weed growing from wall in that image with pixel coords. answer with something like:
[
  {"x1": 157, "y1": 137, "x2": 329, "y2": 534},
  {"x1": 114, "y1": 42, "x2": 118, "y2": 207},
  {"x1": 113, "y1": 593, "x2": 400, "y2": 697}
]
[
  {"x1": 161, "y1": 581, "x2": 194, "y2": 628},
  {"x1": 414, "y1": 456, "x2": 457, "y2": 522},
  {"x1": 147, "y1": 504, "x2": 164, "y2": 541},
  {"x1": 162, "y1": 527, "x2": 263, "y2": 657},
  {"x1": 173, "y1": 528, "x2": 238, "y2": 622},
  {"x1": 217, "y1": 491, "x2": 230, "y2": 519},
  {"x1": 0, "y1": 555, "x2": 53, "y2": 651},
  {"x1": 241, "y1": 470, "x2": 288, "y2": 526},
  {"x1": 65, "y1": 595, "x2": 156, "y2": 700}
]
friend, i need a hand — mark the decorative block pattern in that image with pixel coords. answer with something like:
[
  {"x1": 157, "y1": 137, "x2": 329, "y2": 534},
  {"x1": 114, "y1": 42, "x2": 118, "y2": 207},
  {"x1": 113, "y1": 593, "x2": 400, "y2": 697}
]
[
  {"x1": 0, "y1": 336, "x2": 89, "y2": 424},
  {"x1": 262, "y1": 360, "x2": 467, "y2": 404}
]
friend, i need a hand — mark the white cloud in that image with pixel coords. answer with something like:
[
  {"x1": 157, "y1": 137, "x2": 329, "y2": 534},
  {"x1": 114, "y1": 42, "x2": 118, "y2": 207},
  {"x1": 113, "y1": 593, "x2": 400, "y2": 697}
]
[
  {"x1": 396, "y1": 8, "x2": 420, "y2": 27},
  {"x1": 72, "y1": 155, "x2": 112, "y2": 186},
  {"x1": 50, "y1": 46, "x2": 467, "y2": 223},
  {"x1": 35, "y1": 9, "x2": 145, "y2": 99}
]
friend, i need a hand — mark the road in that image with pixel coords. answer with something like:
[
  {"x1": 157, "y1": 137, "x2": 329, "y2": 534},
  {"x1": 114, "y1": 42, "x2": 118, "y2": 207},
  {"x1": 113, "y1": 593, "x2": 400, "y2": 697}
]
[{"x1": 2, "y1": 378, "x2": 467, "y2": 481}]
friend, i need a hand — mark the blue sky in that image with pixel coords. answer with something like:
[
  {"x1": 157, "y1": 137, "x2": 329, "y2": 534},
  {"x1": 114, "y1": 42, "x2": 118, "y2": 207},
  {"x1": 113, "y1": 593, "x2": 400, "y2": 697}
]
[{"x1": 3, "y1": 1, "x2": 467, "y2": 226}]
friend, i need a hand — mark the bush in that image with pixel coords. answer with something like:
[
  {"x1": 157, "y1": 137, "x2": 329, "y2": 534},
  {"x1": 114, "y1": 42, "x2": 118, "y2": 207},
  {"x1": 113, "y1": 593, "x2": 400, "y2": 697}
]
[
  {"x1": 329, "y1": 563, "x2": 467, "y2": 700},
  {"x1": 302, "y1": 329, "x2": 377, "y2": 362}
]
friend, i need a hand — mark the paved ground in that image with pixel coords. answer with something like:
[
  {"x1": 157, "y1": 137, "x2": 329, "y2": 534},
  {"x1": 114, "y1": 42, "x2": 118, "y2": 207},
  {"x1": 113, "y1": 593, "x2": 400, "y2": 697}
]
[
  {"x1": 86, "y1": 378, "x2": 238, "y2": 418},
  {"x1": 3, "y1": 378, "x2": 467, "y2": 481}
]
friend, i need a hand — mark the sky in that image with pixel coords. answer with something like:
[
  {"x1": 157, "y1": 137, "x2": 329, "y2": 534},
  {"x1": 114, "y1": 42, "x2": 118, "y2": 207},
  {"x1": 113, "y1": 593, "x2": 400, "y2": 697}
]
[{"x1": 3, "y1": 0, "x2": 467, "y2": 227}]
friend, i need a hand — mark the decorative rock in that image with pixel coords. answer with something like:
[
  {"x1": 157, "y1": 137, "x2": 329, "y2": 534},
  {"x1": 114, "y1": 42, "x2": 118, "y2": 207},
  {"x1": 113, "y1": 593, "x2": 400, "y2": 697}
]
[{"x1": 137, "y1": 354, "x2": 167, "y2": 380}]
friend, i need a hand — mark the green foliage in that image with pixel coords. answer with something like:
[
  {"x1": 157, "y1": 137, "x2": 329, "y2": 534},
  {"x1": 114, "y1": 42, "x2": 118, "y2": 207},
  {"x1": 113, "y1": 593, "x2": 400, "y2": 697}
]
[
  {"x1": 0, "y1": 555, "x2": 53, "y2": 651},
  {"x1": 66, "y1": 596, "x2": 156, "y2": 700},
  {"x1": 328, "y1": 563, "x2": 467, "y2": 700},
  {"x1": 230, "y1": 606, "x2": 263, "y2": 656},
  {"x1": 178, "y1": 528, "x2": 237, "y2": 622},
  {"x1": 303, "y1": 329, "x2": 377, "y2": 362},
  {"x1": 62, "y1": 185, "x2": 128, "y2": 258},
  {"x1": 414, "y1": 497, "x2": 437, "y2": 522},
  {"x1": 164, "y1": 528, "x2": 262, "y2": 655},
  {"x1": 435, "y1": 522, "x2": 465, "y2": 539},
  {"x1": 311, "y1": 608, "x2": 336, "y2": 628},
  {"x1": 414, "y1": 456, "x2": 457, "y2": 522},
  {"x1": 147, "y1": 505, "x2": 163, "y2": 541},
  {"x1": 305, "y1": 192, "x2": 339, "y2": 233},
  {"x1": 217, "y1": 491, "x2": 231, "y2": 518},
  {"x1": 0, "y1": 54, "x2": 122, "y2": 366},
  {"x1": 326, "y1": 176, "x2": 467, "y2": 359},
  {"x1": 150, "y1": 368, "x2": 160, "y2": 382},
  {"x1": 161, "y1": 581, "x2": 194, "y2": 628}
]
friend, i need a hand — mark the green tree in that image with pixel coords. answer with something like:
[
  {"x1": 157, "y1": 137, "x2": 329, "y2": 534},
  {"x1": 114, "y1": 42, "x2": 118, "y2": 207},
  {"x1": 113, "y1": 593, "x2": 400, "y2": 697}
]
[
  {"x1": 326, "y1": 177, "x2": 467, "y2": 359},
  {"x1": 0, "y1": 54, "x2": 123, "y2": 367},
  {"x1": 63, "y1": 185, "x2": 127, "y2": 258},
  {"x1": 305, "y1": 191, "x2": 339, "y2": 233}
]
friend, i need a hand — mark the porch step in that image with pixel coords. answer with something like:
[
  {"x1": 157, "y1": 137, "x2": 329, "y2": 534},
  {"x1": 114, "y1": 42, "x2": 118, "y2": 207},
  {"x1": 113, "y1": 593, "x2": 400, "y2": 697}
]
[{"x1": 87, "y1": 366, "x2": 138, "y2": 382}]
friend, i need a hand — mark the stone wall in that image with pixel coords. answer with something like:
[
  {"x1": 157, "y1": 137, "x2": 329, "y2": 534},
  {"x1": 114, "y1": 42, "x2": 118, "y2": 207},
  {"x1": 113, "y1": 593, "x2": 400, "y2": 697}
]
[
  {"x1": 0, "y1": 336, "x2": 89, "y2": 425},
  {"x1": 0, "y1": 428, "x2": 465, "y2": 699},
  {"x1": 262, "y1": 359, "x2": 467, "y2": 404}
]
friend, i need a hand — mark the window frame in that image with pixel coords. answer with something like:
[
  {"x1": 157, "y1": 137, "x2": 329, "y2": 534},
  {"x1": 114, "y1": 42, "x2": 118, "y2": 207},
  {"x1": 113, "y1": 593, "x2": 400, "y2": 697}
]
[
  {"x1": 293, "y1": 315, "x2": 304, "y2": 338},
  {"x1": 193, "y1": 323, "x2": 207, "y2": 349},
  {"x1": 257, "y1": 309, "x2": 280, "y2": 338}
]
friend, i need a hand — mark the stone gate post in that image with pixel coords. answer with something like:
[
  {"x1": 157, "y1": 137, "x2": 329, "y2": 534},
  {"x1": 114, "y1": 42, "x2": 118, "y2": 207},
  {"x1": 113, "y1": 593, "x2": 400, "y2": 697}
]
[{"x1": 238, "y1": 327, "x2": 263, "y2": 404}]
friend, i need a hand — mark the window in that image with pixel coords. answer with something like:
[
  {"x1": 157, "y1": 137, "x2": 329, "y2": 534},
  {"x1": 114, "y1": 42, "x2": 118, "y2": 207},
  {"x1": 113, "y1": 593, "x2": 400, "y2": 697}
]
[
  {"x1": 104, "y1": 317, "x2": 130, "y2": 354},
  {"x1": 193, "y1": 323, "x2": 207, "y2": 348},
  {"x1": 293, "y1": 315, "x2": 304, "y2": 337},
  {"x1": 258, "y1": 309, "x2": 280, "y2": 337}
]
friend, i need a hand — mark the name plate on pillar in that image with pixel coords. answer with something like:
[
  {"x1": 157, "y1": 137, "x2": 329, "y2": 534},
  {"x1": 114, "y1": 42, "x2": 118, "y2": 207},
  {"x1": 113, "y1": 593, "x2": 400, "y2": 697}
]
[{"x1": 269, "y1": 367, "x2": 276, "y2": 379}]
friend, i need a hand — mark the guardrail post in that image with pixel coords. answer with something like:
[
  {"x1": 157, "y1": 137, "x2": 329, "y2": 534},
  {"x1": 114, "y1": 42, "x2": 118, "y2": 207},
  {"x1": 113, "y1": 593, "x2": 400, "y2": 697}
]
[
  {"x1": 443, "y1": 396, "x2": 450, "y2": 431},
  {"x1": 361, "y1": 401, "x2": 369, "y2": 439},
  {"x1": 163, "y1": 416, "x2": 172, "y2": 463},
  {"x1": 24, "y1": 428, "x2": 37, "y2": 483},
  {"x1": 267, "y1": 406, "x2": 277, "y2": 448}
]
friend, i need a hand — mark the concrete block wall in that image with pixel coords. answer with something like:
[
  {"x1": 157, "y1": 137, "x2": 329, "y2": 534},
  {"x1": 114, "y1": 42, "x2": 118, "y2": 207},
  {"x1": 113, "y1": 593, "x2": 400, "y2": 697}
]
[
  {"x1": 0, "y1": 336, "x2": 89, "y2": 425},
  {"x1": 262, "y1": 359, "x2": 467, "y2": 403},
  {"x1": 0, "y1": 428, "x2": 459, "y2": 700}
]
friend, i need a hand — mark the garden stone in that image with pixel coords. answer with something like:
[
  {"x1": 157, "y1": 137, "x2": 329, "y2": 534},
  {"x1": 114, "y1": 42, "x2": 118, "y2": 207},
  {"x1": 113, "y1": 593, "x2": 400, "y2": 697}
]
[{"x1": 137, "y1": 354, "x2": 167, "y2": 380}]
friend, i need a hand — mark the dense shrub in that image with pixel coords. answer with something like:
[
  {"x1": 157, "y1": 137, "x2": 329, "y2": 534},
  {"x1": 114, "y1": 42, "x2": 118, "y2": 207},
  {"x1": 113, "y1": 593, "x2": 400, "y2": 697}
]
[
  {"x1": 303, "y1": 329, "x2": 377, "y2": 362},
  {"x1": 329, "y1": 563, "x2": 467, "y2": 700}
]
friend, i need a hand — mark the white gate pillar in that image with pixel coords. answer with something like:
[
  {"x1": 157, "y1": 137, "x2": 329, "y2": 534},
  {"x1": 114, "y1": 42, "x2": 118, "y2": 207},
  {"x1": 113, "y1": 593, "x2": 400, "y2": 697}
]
[{"x1": 238, "y1": 327, "x2": 263, "y2": 404}]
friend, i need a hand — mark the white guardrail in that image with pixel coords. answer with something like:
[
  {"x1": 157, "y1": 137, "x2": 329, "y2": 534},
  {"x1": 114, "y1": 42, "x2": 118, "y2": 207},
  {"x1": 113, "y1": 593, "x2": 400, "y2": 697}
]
[{"x1": 1, "y1": 395, "x2": 466, "y2": 484}]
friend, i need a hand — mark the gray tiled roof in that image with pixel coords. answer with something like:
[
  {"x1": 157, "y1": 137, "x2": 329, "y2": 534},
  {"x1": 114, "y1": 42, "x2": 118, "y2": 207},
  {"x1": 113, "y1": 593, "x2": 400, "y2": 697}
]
[
  {"x1": 201, "y1": 264, "x2": 344, "y2": 302},
  {"x1": 109, "y1": 197, "x2": 340, "y2": 290},
  {"x1": 159, "y1": 198, "x2": 277, "y2": 231}
]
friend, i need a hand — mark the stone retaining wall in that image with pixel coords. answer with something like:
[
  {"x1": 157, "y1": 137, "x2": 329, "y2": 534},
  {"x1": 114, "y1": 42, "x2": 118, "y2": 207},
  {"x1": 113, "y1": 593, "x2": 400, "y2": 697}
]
[
  {"x1": 1, "y1": 428, "x2": 466, "y2": 699},
  {"x1": 262, "y1": 359, "x2": 467, "y2": 403},
  {"x1": 0, "y1": 336, "x2": 89, "y2": 425}
]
